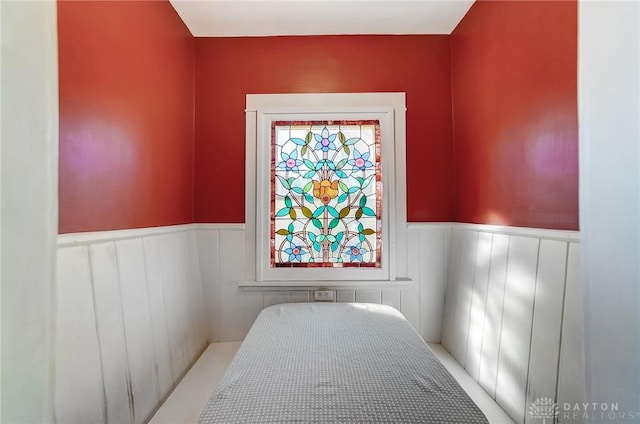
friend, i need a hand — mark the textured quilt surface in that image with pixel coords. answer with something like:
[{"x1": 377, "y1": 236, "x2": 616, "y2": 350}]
[{"x1": 199, "y1": 303, "x2": 488, "y2": 423}]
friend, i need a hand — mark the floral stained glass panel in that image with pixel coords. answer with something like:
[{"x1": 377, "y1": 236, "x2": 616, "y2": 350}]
[{"x1": 271, "y1": 120, "x2": 382, "y2": 268}]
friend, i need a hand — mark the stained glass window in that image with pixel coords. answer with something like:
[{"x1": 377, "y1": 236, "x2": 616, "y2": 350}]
[{"x1": 271, "y1": 120, "x2": 382, "y2": 268}]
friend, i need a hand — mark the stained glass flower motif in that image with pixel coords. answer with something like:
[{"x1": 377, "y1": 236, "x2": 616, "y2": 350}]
[
  {"x1": 313, "y1": 127, "x2": 337, "y2": 152},
  {"x1": 277, "y1": 149, "x2": 302, "y2": 172},
  {"x1": 347, "y1": 243, "x2": 368, "y2": 262},
  {"x1": 312, "y1": 179, "x2": 339, "y2": 205},
  {"x1": 271, "y1": 120, "x2": 381, "y2": 268},
  {"x1": 348, "y1": 149, "x2": 373, "y2": 171},
  {"x1": 284, "y1": 243, "x2": 307, "y2": 262}
]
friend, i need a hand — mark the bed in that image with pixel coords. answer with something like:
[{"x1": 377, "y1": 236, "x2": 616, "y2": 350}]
[{"x1": 199, "y1": 303, "x2": 488, "y2": 423}]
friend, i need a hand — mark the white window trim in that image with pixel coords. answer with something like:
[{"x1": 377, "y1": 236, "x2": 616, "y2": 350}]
[{"x1": 245, "y1": 93, "x2": 407, "y2": 283}]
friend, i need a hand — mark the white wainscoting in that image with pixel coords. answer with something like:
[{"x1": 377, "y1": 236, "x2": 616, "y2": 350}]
[
  {"x1": 55, "y1": 222, "x2": 582, "y2": 424},
  {"x1": 196, "y1": 223, "x2": 451, "y2": 343},
  {"x1": 440, "y1": 224, "x2": 582, "y2": 424},
  {"x1": 55, "y1": 226, "x2": 207, "y2": 424}
]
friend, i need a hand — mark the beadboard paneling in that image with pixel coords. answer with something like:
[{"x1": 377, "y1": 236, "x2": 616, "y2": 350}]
[
  {"x1": 557, "y1": 243, "x2": 586, "y2": 423},
  {"x1": 55, "y1": 246, "x2": 105, "y2": 424},
  {"x1": 55, "y1": 222, "x2": 581, "y2": 424},
  {"x1": 525, "y1": 239, "x2": 567, "y2": 424},
  {"x1": 198, "y1": 224, "x2": 449, "y2": 343},
  {"x1": 88, "y1": 242, "x2": 132, "y2": 424},
  {"x1": 142, "y1": 235, "x2": 174, "y2": 400},
  {"x1": 55, "y1": 227, "x2": 207, "y2": 424},
  {"x1": 494, "y1": 236, "x2": 539, "y2": 424},
  {"x1": 478, "y1": 233, "x2": 509, "y2": 398},
  {"x1": 414, "y1": 227, "x2": 449, "y2": 341},
  {"x1": 216, "y1": 229, "x2": 247, "y2": 342},
  {"x1": 441, "y1": 226, "x2": 581, "y2": 424},
  {"x1": 441, "y1": 229, "x2": 478, "y2": 365},
  {"x1": 116, "y1": 238, "x2": 160, "y2": 424},
  {"x1": 465, "y1": 232, "x2": 492, "y2": 382}
]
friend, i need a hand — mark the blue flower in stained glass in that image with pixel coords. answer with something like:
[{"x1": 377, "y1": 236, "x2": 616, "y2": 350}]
[
  {"x1": 313, "y1": 127, "x2": 337, "y2": 152},
  {"x1": 277, "y1": 149, "x2": 303, "y2": 172},
  {"x1": 284, "y1": 243, "x2": 307, "y2": 262},
  {"x1": 347, "y1": 149, "x2": 373, "y2": 171},
  {"x1": 347, "y1": 242, "x2": 368, "y2": 262}
]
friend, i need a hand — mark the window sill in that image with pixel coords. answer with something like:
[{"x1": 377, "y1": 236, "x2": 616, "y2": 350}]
[{"x1": 237, "y1": 278, "x2": 414, "y2": 291}]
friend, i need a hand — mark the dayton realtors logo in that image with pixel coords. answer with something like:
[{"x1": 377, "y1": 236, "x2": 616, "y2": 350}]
[
  {"x1": 530, "y1": 398, "x2": 640, "y2": 422},
  {"x1": 529, "y1": 397, "x2": 559, "y2": 424}
]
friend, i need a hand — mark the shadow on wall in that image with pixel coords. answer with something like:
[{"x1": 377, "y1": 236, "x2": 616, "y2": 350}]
[{"x1": 442, "y1": 227, "x2": 581, "y2": 423}]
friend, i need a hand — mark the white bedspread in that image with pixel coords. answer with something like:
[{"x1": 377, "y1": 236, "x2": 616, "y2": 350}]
[{"x1": 199, "y1": 303, "x2": 488, "y2": 423}]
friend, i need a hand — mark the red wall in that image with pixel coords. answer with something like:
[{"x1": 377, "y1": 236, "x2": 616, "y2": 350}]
[
  {"x1": 58, "y1": 2, "x2": 578, "y2": 231},
  {"x1": 58, "y1": 1, "x2": 194, "y2": 233},
  {"x1": 194, "y1": 36, "x2": 453, "y2": 223},
  {"x1": 450, "y1": 0, "x2": 578, "y2": 229}
]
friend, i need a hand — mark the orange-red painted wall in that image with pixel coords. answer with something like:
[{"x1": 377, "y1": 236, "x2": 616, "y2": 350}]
[
  {"x1": 58, "y1": 1, "x2": 578, "y2": 232},
  {"x1": 450, "y1": 0, "x2": 578, "y2": 229},
  {"x1": 194, "y1": 36, "x2": 454, "y2": 223},
  {"x1": 58, "y1": 1, "x2": 194, "y2": 233}
]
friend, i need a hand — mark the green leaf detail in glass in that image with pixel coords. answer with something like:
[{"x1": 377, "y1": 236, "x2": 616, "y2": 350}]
[
  {"x1": 301, "y1": 206, "x2": 313, "y2": 219},
  {"x1": 359, "y1": 195, "x2": 367, "y2": 208},
  {"x1": 361, "y1": 175, "x2": 375, "y2": 189},
  {"x1": 271, "y1": 121, "x2": 381, "y2": 267},
  {"x1": 312, "y1": 206, "x2": 325, "y2": 218},
  {"x1": 361, "y1": 207, "x2": 376, "y2": 216},
  {"x1": 275, "y1": 208, "x2": 289, "y2": 217},
  {"x1": 276, "y1": 175, "x2": 290, "y2": 189}
]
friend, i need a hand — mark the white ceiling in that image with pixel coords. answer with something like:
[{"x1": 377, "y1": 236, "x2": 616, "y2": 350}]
[{"x1": 170, "y1": 1, "x2": 475, "y2": 37}]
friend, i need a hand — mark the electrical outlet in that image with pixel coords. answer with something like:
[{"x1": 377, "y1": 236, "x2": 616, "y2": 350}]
[{"x1": 313, "y1": 290, "x2": 336, "y2": 302}]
